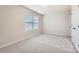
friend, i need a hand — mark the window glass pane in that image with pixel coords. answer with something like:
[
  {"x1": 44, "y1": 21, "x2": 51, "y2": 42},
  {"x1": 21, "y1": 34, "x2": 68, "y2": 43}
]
[
  {"x1": 24, "y1": 16, "x2": 32, "y2": 22},
  {"x1": 32, "y1": 16, "x2": 39, "y2": 30},
  {"x1": 24, "y1": 23, "x2": 32, "y2": 31},
  {"x1": 33, "y1": 23, "x2": 39, "y2": 30},
  {"x1": 33, "y1": 16, "x2": 39, "y2": 23},
  {"x1": 24, "y1": 16, "x2": 32, "y2": 31}
]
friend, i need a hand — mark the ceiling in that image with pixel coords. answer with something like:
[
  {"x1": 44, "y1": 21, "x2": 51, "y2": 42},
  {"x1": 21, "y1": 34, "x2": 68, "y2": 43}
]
[{"x1": 24, "y1": 5, "x2": 71, "y2": 15}]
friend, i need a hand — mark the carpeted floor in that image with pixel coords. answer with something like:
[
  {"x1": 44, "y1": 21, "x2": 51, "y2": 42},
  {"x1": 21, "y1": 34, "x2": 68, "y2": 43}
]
[{"x1": 0, "y1": 34, "x2": 76, "y2": 53}]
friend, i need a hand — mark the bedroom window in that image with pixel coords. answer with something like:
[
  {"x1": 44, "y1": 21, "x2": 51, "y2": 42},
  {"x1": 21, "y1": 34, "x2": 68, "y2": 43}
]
[{"x1": 24, "y1": 15, "x2": 39, "y2": 31}]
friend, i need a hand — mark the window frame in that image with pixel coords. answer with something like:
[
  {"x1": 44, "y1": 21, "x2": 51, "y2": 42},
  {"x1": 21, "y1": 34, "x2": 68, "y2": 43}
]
[{"x1": 24, "y1": 15, "x2": 39, "y2": 32}]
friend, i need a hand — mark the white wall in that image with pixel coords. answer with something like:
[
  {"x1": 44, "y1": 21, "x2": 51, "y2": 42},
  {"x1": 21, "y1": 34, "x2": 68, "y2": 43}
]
[
  {"x1": 71, "y1": 5, "x2": 79, "y2": 52},
  {"x1": 0, "y1": 6, "x2": 43, "y2": 48},
  {"x1": 44, "y1": 11, "x2": 71, "y2": 36}
]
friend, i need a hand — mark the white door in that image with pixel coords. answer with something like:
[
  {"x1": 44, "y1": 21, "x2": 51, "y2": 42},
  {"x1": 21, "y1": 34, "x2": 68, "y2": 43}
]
[{"x1": 71, "y1": 5, "x2": 79, "y2": 52}]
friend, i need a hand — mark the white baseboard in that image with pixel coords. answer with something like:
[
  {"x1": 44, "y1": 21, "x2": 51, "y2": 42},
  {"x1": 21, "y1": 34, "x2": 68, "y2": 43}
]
[
  {"x1": 0, "y1": 37, "x2": 27, "y2": 48},
  {"x1": 44, "y1": 33, "x2": 71, "y2": 37}
]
